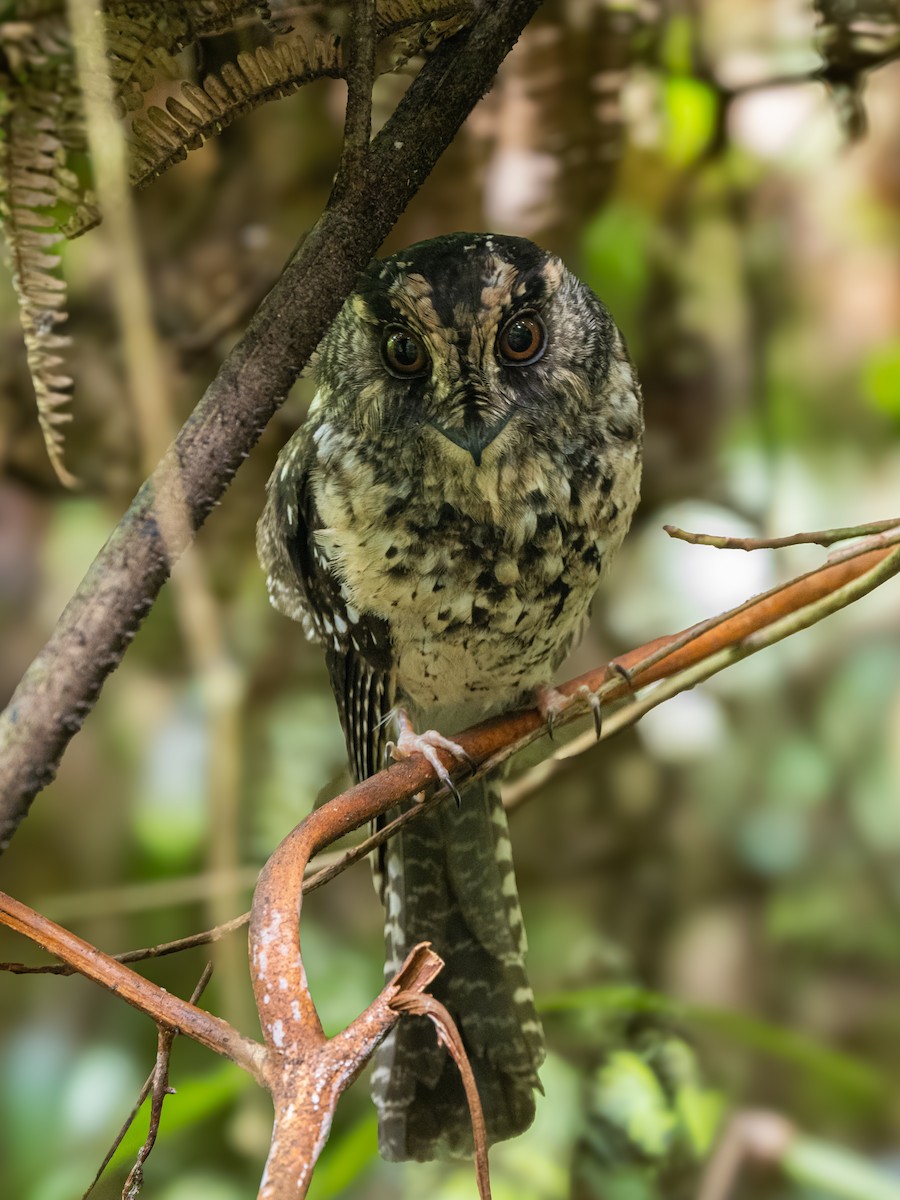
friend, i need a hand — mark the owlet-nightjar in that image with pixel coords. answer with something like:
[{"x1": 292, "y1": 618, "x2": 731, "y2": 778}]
[{"x1": 257, "y1": 232, "x2": 643, "y2": 1162}]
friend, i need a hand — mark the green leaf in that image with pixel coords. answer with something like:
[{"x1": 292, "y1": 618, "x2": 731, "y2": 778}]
[
  {"x1": 861, "y1": 341, "x2": 900, "y2": 417},
  {"x1": 663, "y1": 77, "x2": 718, "y2": 167},
  {"x1": 581, "y1": 203, "x2": 653, "y2": 348},
  {"x1": 593, "y1": 1051, "x2": 677, "y2": 1158},
  {"x1": 306, "y1": 1111, "x2": 379, "y2": 1199},
  {"x1": 106, "y1": 1064, "x2": 251, "y2": 1172},
  {"x1": 673, "y1": 1082, "x2": 724, "y2": 1158},
  {"x1": 538, "y1": 986, "x2": 886, "y2": 1101}
]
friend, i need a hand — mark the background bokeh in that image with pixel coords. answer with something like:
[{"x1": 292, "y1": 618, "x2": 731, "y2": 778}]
[{"x1": 2, "y1": 2, "x2": 900, "y2": 1198}]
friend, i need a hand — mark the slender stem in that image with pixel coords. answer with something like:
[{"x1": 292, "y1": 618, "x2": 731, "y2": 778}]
[
  {"x1": 333, "y1": 0, "x2": 377, "y2": 198},
  {"x1": 665, "y1": 518, "x2": 900, "y2": 551},
  {"x1": 81, "y1": 965, "x2": 215, "y2": 1199}
]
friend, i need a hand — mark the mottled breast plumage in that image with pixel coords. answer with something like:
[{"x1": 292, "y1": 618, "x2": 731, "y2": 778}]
[{"x1": 258, "y1": 231, "x2": 642, "y2": 729}]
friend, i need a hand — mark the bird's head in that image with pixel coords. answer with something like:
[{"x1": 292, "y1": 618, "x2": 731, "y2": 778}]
[{"x1": 313, "y1": 232, "x2": 625, "y2": 470}]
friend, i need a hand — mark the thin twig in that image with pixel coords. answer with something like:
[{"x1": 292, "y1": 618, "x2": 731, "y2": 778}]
[
  {"x1": 665, "y1": 517, "x2": 900, "y2": 550},
  {"x1": 505, "y1": 540, "x2": 900, "y2": 805},
  {"x1": 391, "y1": 990, "x2": 493, "y2": 1199},
  {"x1": 599, "y1": 544, "x2": 900, "y2": 741},
  {"x1": 127, "y1": 964, "x2": 216, "y2": 1198},
  {"x1": 1, "y1": 910, "x2": 251, "y2": 976},
  {"x1": 696, "y1": 1111, "x2": 795, "y2": 1200},
  {"x1": 623, "y1": 525, "x2": 900, "y2": 689},
  {"x1": 82, "y1": 965, "x2": 214, "y2": 1200},
  {"x1": 333, "y1": 0, "x2": 377, "y2": 197}
]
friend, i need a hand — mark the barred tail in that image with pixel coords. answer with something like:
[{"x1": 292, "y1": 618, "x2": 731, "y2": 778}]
[{"x1": 371, "y1": 775, "x2": 545, "y2": 1161}]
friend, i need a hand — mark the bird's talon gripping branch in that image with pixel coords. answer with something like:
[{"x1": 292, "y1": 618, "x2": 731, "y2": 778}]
[
  {"x1": 388, "y1": 710, "x2": 471, "y2": 805},
  {"x1": 576, "y1": 683, "x2": 603, "y2": 739},
  {"x1": 535, "y1": 684, "x2": 565, "y2": 741},
  {"x1": 536, "y1": 683, "x2": 603, "y2": 741}
]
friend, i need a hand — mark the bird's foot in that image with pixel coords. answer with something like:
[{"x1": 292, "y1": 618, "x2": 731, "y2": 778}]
[
  {"x1": 387, "y1": 710, "x2": 473, "y2": 804},
  {"x1": 535, "y1": 683, "x2": 603, "y2": 742}
]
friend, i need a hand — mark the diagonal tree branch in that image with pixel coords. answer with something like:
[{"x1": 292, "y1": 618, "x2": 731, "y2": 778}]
[
  {"x1": 0, "y1": 0, "x2": 544, "y2": 854},
  {"x1": 0, "y1": 888, "x2": 267, "y2": 1081}
]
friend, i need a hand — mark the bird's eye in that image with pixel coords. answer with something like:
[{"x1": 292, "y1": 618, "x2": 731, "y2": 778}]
[
  {"x1": 497, "y1": 312, "x2": 545, "y2": 365},
  {"x1": 382, "y1": 328, "x2": 428, "y2": 376}
]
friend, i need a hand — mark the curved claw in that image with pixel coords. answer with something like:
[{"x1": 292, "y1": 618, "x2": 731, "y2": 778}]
[
  {"x1": 607, "y1": 659, "x2": 635, "y2": 696},
  {"x1": 535, "y1": 683, "x2": 603, "y2": 742},
  {"x1": 574, "y1": 683, "x2": 603, "y2": 740},
  {"x1": 535, "y1": 684, "x2": 565, "y2": 742},
  {"x1": 388, "y1": 711, "x2": 470, "y2": 805}
]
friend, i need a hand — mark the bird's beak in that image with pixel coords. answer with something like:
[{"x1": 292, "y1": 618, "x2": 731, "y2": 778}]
[{"x1": 428, "y1": 412, "x2": 512, "y2": 466}]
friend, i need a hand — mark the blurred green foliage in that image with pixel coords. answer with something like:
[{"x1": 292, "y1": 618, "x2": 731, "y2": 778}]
[{"x1": 2, "y1": 2, "x2": 900, "y2": 1199}]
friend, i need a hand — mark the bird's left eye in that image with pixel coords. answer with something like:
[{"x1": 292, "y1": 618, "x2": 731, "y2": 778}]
[
  {"x1": 497, "y1": 312, "x2": 545, "y2": 365},
  {"x1": 382, "y1": 328, "x2": 429, "y2": 376}
]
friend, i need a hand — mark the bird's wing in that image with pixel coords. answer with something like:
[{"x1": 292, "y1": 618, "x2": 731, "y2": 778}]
[{"x1": 257, "y1": 427, "x2": 397, "y2": 783}]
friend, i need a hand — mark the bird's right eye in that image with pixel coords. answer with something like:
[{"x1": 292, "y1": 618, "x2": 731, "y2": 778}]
[{"x1": 382, "y1": 328, "x2": 428, "y2": 376}]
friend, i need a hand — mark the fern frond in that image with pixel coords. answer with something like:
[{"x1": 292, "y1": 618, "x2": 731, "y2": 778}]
[
  {"x1": 104, "y1": 7, "x2": 198, "y2": 115},
  {"x1": 0, "y1": 12, "x2": 71, "y2": 75},
  {"x1": 103, "y1": 2, "x2": 264, "y2": 114},
  {"x1": 108, "y1": 2, "x2": 472, "y2": 209},
  {"x1": 130, "y1": 34, "x2": 342, "y2": 183},
  {"x1": 0, "y1": 84, "x2": 76, "y2": 486},
  {"x1": 374, "y1": 0, "x2": 473, "y2": 41},
  {"x1": 373, "y1": 1, "x2": 475, "y2": 73},
  {"x1": 253, "y1": 1, "x2": 292, "y2": 34}
]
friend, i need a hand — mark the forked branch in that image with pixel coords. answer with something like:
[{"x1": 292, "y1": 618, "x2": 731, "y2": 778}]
[{"x1": 1, "y1": 526, "x2": 898, "y2": 1197}]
